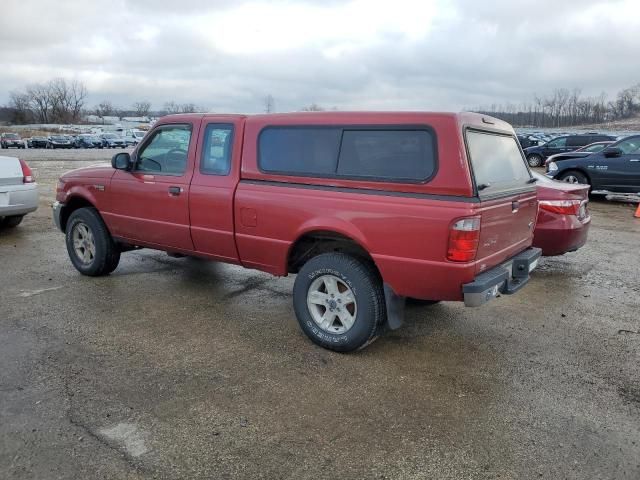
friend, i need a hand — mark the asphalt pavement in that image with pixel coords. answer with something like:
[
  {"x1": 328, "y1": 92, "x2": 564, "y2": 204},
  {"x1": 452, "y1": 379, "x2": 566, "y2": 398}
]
[{"x1": 1, "y1": 151, "x2": 639, "y2": 479}]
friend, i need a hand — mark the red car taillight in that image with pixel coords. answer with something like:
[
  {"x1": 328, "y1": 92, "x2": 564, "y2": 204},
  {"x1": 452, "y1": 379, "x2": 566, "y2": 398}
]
[
  {"x1": 538, "y1": 200, "x2": 581, "y2": 216},
  {"x1": 19, "y1": 158, "x2": 34, "y2": 183},
  {"x1": 447, "y1": 217, "x2": 481, "y2": 262}
]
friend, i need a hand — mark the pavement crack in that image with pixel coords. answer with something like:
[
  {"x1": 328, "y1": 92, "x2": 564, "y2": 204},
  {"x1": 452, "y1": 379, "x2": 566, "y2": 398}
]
[{"x1": 56, "y1": 362, "x2": 148, "y2": 475}]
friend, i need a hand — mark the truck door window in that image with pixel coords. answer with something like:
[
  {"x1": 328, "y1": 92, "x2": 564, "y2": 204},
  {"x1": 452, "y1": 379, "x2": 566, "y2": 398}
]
[
  {"x1": 135, "y1": 124, "x2": 192, "y2": 175},
  {"x1": 201, "y1": 124, "x2": 234, "y2": 175}
]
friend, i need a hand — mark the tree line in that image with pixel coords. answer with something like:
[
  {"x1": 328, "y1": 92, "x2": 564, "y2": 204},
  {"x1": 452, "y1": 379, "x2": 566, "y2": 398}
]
[
  {"x1": 5, "y1": 78, "x2": 204, "y2": 124},
  {"x1": 472, "y1": 83, "x2": 640, "y2": 128}
]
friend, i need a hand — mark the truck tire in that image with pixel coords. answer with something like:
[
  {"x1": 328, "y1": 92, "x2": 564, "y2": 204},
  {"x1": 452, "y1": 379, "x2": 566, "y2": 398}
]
[
  {"x1": 293, "y1": 252, "x2": 385, "y2": 352},
  {"x1": 558, "y1": 170, "x2": 589, "y2": 185},
  {"x1": 65, "y1": 207, "x2": 120, "y2": 276},
  {"x1": 2, "y1": 215, "x2": 24, "y2": 228}
]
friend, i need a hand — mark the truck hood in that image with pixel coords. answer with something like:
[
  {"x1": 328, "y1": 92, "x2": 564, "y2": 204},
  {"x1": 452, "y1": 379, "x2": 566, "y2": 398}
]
[{"x1": 61, "y1": 163, "x2": 114, "y2": 180}]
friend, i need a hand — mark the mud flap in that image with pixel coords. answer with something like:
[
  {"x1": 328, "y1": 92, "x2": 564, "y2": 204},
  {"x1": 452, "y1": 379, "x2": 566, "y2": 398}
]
[{"x1": 383, "y1": 283, "x2": 406, "y2": 330}]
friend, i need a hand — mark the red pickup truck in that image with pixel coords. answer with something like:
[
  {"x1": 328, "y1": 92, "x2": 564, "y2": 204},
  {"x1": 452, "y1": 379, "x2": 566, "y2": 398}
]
[{"x1": 53, "y1": 112, "x2": 541, "y2": 352}]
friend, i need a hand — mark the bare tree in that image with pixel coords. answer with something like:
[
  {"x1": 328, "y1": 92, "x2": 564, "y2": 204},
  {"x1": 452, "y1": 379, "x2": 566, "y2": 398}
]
[
  {"x1": 180, "y1": 103, "x2": 198, "y2": 113},
  {"x1": 163, "y1": 101, "x2": 180, "y2": 114},
  {"x1": 133, "y1": 100, "x2": 151, "y2": 117},
  {"x1": 300, "y1": 103, "x2": 324, "y2": 112},
  {"x1": 94, "y1": 100, "x2": 115, "y2": 124},
  {"x1": 8, "y1": 91, "x2": 32, "y2": 124},
  {"x1": 27, "y1": 83, "x2": 53, "y2": 123},
  {"x1": 69, "y1": 80, "x2": 87, "y2": 122}
]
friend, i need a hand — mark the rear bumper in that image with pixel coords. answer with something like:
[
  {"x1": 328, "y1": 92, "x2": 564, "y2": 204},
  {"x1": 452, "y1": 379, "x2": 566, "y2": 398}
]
[
  {"x1": 462, "y1": 247, "x2": 542, "y2": 307},
  {"x1": 0, "y1": 183, "x2": 38, "y2": 217},
  {"x1": 533, "y1": 214, "x2": 590, "y2": 256}
]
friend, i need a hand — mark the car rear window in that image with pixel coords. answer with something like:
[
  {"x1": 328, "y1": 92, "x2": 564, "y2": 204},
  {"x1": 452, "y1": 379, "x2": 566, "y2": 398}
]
[
  {"x1": 259, "y1": 126, "x2": 436, "y2": 182},
  {"x1": 466, "y1": 130, "x2": 531, "y2": 195}
]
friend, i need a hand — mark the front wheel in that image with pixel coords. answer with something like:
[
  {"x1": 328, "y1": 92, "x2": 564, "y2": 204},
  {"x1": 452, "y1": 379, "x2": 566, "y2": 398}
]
[
  {"x1": 293, "y1": 253, "x2": 385, "y2": 352},
  {"x1": 558, "y1": 170, "x2": 589, "y2": 185},
  {"x1": 527, "y1": 154, "x2": 543, "y2": 168},
  {"x1": 65, "y1": 208, "x2": 120, "y2": 276}
]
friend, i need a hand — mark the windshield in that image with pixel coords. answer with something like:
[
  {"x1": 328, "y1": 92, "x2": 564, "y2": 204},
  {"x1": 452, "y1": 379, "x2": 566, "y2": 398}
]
[
  {"x1": 466, "y1": 130, "x2": 531, "y2": 194},
  {"x1": 4, "y1": 133, "x2": 19, "y2": 139},
  {"x1": 614, "y1": 136, "x2": 640, "y2": 154},
  {"x1": 51, "y1": 136, "x2": 66, "y2": 141},
  {"x1": 103, "y1": 133, "x2": 117, "y2": 139}
]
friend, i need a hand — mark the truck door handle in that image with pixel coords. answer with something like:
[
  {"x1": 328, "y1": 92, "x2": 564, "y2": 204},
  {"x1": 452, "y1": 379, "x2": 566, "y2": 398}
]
[{"x1": 168, "y1": 186, "x2": 182, "y2": 196}]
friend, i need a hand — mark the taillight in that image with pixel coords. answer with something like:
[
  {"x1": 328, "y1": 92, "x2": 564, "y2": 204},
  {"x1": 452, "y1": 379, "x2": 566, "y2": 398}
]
[
  {"x1": 538, "y1": 200, "x2": 581, "y2": 216},
  {"x1": 447, "y1": 217, "x2": 481, "y2": 262},
  {"x1": 19, "y1": 158, "x2": 34, "y2": 183}
]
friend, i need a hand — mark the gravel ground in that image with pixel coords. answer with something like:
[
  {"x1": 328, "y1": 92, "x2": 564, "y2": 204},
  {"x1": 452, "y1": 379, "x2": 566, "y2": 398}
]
[{"x1": 1, "y1": 151, "x2": 639, "y2": 479}]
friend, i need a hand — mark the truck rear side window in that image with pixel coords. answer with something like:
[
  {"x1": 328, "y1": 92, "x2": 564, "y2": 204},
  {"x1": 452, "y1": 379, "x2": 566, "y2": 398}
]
[
  {"x1": 259, "y1": 126, "x2": 436, "y2": 182},
  {"x1": 337, "y1": 130, "x2": 435, "y2": 181},
  {"x1": 259, "y1": 128, "x2": 341, "y2": 175},
  {"x1": 466, "y1": 130, "x2": 531, "y2": 194}
]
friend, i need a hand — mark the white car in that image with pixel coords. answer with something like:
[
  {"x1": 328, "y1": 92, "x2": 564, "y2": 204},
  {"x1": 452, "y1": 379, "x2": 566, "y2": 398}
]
[{"x1": 0, "y1": 156, "x2": 38, "y2": 228}]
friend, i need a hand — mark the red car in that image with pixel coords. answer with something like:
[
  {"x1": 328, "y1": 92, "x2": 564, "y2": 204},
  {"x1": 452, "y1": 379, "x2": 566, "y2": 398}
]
[
  {"x1": 53, "y1": 112, "x2": 541, "y2": 352},
  {"x1": 532, "y1": 172, "x2": 590, "y2": 256}
]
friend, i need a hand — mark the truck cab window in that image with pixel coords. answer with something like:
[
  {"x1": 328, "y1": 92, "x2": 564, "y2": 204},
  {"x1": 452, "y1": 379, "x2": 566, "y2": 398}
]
[
  {"x1": 136, "y1": 125, "x2": 192, "y2": 175},
  {"x1": 201, "y1": 124, "x2": 234, "y2": 175}
]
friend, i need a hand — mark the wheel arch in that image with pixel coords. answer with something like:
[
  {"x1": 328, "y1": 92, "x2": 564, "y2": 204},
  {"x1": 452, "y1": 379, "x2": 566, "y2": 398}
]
[
  {"x1": 59, "y1": 195, "x2": 97, "y2": 233},
  {"x1": 286, "y1": 227, "x2": 379, "y2": 278}
]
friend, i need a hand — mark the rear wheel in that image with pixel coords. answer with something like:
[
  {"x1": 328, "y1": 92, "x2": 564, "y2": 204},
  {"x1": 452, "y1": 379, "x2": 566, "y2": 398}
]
[
  {"x1": 2, "y1": 215, "x2": 24, "y2": 228},
  {"x1": 558, "y1": 170, "x2": 588, "y2": 185},
  {"x1": 293, "y1": 253, "x2": 385, "y2": 352},
  {"x1": 65, "y1": 208, "x2": 120, "y2": 276},
  {"x1": 527, "y1": 154, "x2": 543, "y2": 167}
]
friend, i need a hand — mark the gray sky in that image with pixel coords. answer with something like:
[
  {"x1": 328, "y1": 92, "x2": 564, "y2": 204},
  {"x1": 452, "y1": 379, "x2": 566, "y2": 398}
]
[{"x1": 1, "y1": 0, "x2": 638, "y2": 113}]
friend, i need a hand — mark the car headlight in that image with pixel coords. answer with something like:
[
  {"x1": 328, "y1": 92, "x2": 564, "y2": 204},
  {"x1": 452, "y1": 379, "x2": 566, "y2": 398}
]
[{"x1": 548, "y1": 162, "x2": 558, "y2": 172}]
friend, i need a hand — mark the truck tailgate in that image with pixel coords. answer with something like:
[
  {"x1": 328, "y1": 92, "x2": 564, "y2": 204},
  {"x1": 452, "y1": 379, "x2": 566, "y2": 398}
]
[{"x1": 475, "y1": 191, "x2": 537, "y2": 273}]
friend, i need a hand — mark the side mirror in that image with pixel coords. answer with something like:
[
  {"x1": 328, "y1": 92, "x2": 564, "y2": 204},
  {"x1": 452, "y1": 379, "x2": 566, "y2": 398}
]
[
  {"x1": 112, "y1": 152, "x2": 131, "y2": 170},
  {"x1": 603, "y1": 147, "x2": 622, "y2": 158}
]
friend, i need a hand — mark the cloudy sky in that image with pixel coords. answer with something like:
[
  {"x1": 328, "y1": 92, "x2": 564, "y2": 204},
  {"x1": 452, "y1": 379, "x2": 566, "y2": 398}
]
[{"x1": 1, "y1": 0, "x2": 638, "y2": 113}]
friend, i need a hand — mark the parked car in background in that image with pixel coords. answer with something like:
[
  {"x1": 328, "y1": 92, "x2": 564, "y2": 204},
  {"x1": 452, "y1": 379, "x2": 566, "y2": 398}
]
[
  {"x1": 543, "y1": 141, "x2": 614, "y2": 166},
  {"x1": 53, "y1": 112, "x2": 542, "y2": 352},
  {"x1": 531, "y1": 172, "x2": 590, "y2": 256},
  {"x1": 517, "y1": 135, "x2": 540, "y2": 149},
  {"x1": 546, "y1": 135, "x2": 640, "y2": 194},
  {"x1": 101, "y1": 133, "x2": 127, "y2": 149},
  {"x1": 0, "y1": 156, "x2": 38, "y2": 228},
  {"x1": 524, "y1": 134, "x2": 615, "y2": 167},
  {"x1": 73, "y1": 134, "x2": 104, "y2": 149},
  {"x1": 123, "y1": 129, "x2": 146, "y2": 146},
  {"x1": 1, "y1": 133, "x2": 26, "y2": 149},
  {"x1": 48, "y1": 135, "x2": 73, "y2": 149},
  {"x1": 29, "y1": 136, "x2": 50, "y2": 149}
]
